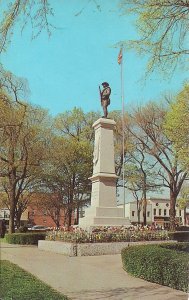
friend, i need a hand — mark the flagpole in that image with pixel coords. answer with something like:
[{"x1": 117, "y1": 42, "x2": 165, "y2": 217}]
[{"x1": 120, "y1": 49, "x2": 126, "y2": 218}]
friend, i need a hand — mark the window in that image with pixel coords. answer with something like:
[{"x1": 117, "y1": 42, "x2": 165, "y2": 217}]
[
  {"x1": 147, "y1": 211, "x2": 150, "y2": 217},
  {"x1": 132, "y1": 211, "x2": 135, "y2": 217},
  {"x1": 179, "y1": 210, "x2": 181, "y2": 217},
  {"x1": 164, "y1": 209, "x2": 167, "y2": 216},
  {"x1": 154, "y1": 209, "x2": 156, "y2": 216},
  {"x1": 159, "y1": 209, "x2": 161, "y2": 216}
]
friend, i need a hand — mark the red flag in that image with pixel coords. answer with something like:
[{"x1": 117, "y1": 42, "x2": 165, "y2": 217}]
[{"x1": 118, "y1": 48, "x2": 122, "y2": 64}]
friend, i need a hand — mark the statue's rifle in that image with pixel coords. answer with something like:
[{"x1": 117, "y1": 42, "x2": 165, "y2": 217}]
[{"x1": 99, "y1": 86, "x2": 102, "y2": 104}]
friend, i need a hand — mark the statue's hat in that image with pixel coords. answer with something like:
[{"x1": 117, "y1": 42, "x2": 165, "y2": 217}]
[{"x1": 102, "y1": 82, "x2": 109, "y2": 87}]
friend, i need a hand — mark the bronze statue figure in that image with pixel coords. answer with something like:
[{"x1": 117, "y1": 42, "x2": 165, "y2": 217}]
[{"x1": 99, "y1": 82, "x2": 111, "y2": 118}]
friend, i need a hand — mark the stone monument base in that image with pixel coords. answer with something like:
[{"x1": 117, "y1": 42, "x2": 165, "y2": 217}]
[
  {"x1": 79, "y1": 117, "x2": 130, "y2": 230},
  {"x1": 79, "y1": 206, "x2": 130, "y2": 230}
]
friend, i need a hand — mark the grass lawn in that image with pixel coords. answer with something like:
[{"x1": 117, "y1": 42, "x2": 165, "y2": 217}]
[{"x1": 0, "y1": 260, "x2": 69, "y2": 300}]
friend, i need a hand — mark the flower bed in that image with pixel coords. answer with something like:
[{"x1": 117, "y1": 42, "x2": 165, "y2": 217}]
[{"x1": 46, "y1": 226, "x2": 169, "y2": 243}]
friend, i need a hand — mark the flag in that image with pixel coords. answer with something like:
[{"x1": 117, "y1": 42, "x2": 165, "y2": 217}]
[{"x1": 118, "y1": 48, "x2": 122, "y2": 64}]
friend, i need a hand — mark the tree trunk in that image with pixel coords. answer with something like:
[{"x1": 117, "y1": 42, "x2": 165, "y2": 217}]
[
  {"x1": 76, "y1": 206, "x2": 79, "y2": 225},
  {"x1": 136, "y1": 200, "x2": 140, "y2": 224},
  {"x1": 55, "y1": 209, "x2": 60, "y2": 228},
  {"x1": 15, "y1": 215, "x2": 21, "y2": 228},
  {"x1": 15, "y1": 207, "x2": 22, "y2": 228},
  {"x1": 68, "y1": 208, "x2": 72, "y2": 227},
  {"x1": 8, "y1": 179, "x2": 16, "y2": 233},
  {"x1": 169, "y1": 190, "x2": 176, "y2": 231},
  {"x1": 143, "y1": 188, "x2": 147, "y2": 226},
  {"x1": 9, "y1": 203, "x2": 15, "y2": 233}
]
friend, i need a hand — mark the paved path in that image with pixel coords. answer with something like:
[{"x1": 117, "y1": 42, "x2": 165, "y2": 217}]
[{"x1": 1, "y1": 243, "x2": 188, "y2": 300}]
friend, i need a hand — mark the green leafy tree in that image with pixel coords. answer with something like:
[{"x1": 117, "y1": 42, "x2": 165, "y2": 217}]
[
  {"x1": 40, "y1": 136, "x2": 92, "y2": 227},
  {"x1": 0, "y1": 0, "x2": 101, "y2": 54},
  {"x1": 164, "y1": 84, "x2": 189, "y2": 171},
  {"x1": 38, "y1": 108, "x2": 99, "y2": 227},
  {"x1": 127, "y1": 102, "x2": 187, "y2": 230},
  {"x1": 120, "y1": 1, "x2": 189, "y2": 75},
  {"x1": 0, "y1": 68, "x2": 50, "y2": 233},
  {"x1": 0, "y1": 0, "x2": 54, "y2": 53},
  {"x1": 177, "y1": 184, "x2": 189, "y2": 225}
]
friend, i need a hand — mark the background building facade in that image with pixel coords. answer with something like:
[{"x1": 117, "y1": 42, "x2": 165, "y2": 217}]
[{"x1": 120, "y1": 197, "x2": 185, "y2": 227}]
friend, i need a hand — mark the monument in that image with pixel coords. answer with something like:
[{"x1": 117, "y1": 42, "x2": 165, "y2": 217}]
[{"x1": 79, "y1": 83, "x2": 129, "y2": 229}]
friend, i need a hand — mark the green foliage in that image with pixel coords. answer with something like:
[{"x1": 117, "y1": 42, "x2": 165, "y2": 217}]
[
  {"x1": 164, "y1": 84, "x2": 189, "y2": 170},
  {"x1": 5, "y1": 233, "x2": 46, "y2": 245},
  {"x1": 168, "y1": 231, "x2": 189, "y2": 242},
  {"x1": 0, "y1": 260, "x2": 68, "y2": 300},
  {"x1": 0, "y1": 1, "x2": 54, "y2": 53},
  {"x1": 121, "y1": 243, "x2": 189, "y2": 292},
  {"x1": 39, "y1": 108, "x2": 98, "y2": 227},
  {"x1": 160, "y1": 242, "x2": 189, "y2": 253},
  {"x1": 16, "y1": 225, "x2": 28, "y2": 233},
  {"x1": 120, "y1": 1, "x2": 189, "y2": 75}
]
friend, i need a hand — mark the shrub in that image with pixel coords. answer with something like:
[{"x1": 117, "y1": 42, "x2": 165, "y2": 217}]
[
  {"x1": 5, "y1": 233, "x2": 46, "y2": 245},
  {"x1": 176, "y1": 226, "x2": 189, "y2": 231},
  {"x1": 168, "y1": 231, "x2": 189, "y2": 242},
  {"x1": 160, "y1": 242, "x2": 189, "y2": 253},
  {"x1": 16, "y1": 226, "x2": 28, "y2": 233},
  {"x1": 121, "y1": 243, "x2": 189, "y2": 292}
]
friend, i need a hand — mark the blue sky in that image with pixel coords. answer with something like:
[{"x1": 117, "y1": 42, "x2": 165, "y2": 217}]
[{"x1": 1, "y1": 0, "x2": 188, "y2": 116}]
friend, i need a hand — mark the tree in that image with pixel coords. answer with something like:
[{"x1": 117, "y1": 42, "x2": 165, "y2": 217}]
[
  {"x1": 125, "y1": 141, "x2": 161, "y2": 225},
  {"x1": 54, "y1": 107, "x2": 100, "y2": 142},
  {"x1": 108, "y1": 110, "x2": 134, "y2": 203},
  {"x1": 40, "y1": 135, "x2": 93, "y2": 227},
  {"x1": 0, "y1": 0, "x2": 101, "y2": 54},
  {"x1": 0, "y1": 181, "x2": 35, "y2": 228},
  {"x1": 0, "y1": 0, "x2": 54, "y2": 53},
  {"x1": 177, "y1": 184, "x2": 189, "y2": 225},
  {"x1": 164, "y1": 84, "x2": 189, "y2": 171},
  {"x1": 127, "y1": 102, "x2": 187, "y2": 230},
  {"x1": 31, "y1": 193, "x2": 64, "y2": 228},
  {"x1": 0, "y1": 71, "x2": 50, "y2": 233},
  {"x1": 120, "y1": 1, "x2": 189, "y2": 74},
  {"x1": 38, "y1": 108, "x2": 98, "y2": 227}
]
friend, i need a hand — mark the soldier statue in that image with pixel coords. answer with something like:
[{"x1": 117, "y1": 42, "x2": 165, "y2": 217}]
[{"x1": 99, "y1": 82, "x2": 111, "y2": 118}]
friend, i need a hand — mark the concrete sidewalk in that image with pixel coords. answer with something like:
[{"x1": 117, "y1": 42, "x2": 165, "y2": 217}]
[{"x1": 1, "y1": 242, "x2": 187, "y2": 300}]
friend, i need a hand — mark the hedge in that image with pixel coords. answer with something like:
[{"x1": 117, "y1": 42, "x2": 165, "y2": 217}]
[
  {"x1": 5, "y1": 233, "x2": 46, "y2": 245},
  {"x1": 168, "y1": 231, "x2": 189, "y2": 242},
  {"x1": 160, "y1": 242, "x2": 189, "y2": 253},
  {"x1": 176, "y1": 226, "x2": 189, "y2": 232},
  {"x1": 121, "y1": 243, "x2": 189, "y2": 292}
]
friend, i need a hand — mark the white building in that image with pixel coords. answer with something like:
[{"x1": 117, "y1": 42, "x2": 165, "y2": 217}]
[
  {"x1": 0, "y1": 208, "x2": 10, "y2": 220},
  {"x1": 0, "y1": 208, "x2": 28, "y2": 226},
  {"x1": 119, "y1": 197, "x2": 185, "y2": 227}
]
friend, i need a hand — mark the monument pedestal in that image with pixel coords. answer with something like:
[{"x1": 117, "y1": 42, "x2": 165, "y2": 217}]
[{"x1": 79, "y1": 118, "x2": 129, "y2": 229}]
